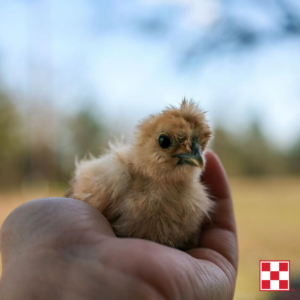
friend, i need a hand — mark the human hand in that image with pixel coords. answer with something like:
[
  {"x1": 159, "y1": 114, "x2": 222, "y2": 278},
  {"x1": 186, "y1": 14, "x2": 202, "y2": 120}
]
[{"x1": 0, "y1": 151, "x2": 237, "y2": 300}]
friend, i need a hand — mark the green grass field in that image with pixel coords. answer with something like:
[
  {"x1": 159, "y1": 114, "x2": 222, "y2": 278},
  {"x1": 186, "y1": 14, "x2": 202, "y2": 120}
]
[{"x1": 0, "y1": 177, "x2": 299, "y2": 300}]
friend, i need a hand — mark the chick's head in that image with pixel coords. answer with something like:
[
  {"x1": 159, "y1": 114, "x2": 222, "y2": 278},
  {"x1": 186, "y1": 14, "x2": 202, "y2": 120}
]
[{"x1": 133, "y1": 99, "x2": 213, "y2": 178}]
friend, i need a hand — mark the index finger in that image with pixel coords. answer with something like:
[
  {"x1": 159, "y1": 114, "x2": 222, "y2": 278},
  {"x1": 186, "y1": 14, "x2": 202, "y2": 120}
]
[
  {"x1": 202, "y1": 151, "x2": 236, "y2": 234},
  {"x1": 188, "y1": 151, "x2": 238, "y2": 271}
]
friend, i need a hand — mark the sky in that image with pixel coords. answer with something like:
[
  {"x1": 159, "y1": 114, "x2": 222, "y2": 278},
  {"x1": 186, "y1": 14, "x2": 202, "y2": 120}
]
[{"x1": 0, "y1": 0, "x2": 300, "y2": 149}]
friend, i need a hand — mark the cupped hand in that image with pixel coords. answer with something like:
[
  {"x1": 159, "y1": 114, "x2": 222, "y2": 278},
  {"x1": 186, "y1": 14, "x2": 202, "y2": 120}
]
[{"x1": 0, "y1": 151, "x2": 237, "y2": 300}]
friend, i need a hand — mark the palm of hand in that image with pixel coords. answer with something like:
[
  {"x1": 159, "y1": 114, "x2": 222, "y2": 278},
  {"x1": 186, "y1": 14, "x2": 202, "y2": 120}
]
[{"x1": 92, "y1": 228, "x2": 236, "y2": 300}]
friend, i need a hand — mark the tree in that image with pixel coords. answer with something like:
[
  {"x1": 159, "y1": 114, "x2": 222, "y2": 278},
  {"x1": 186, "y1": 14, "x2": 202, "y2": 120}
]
[{"x1": 0, "y1": 90, "x2": 22, "y2": 186}]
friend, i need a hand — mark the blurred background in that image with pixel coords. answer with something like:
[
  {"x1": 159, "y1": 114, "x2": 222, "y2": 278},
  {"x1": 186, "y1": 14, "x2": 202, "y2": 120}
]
[{"x1": 0, "y1": 0, "x2": 300, "y2": 299}]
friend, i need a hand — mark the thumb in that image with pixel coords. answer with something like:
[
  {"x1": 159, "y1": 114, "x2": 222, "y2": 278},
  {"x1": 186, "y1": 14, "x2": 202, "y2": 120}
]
[{"x1": 0, "y1": 198, "x2": 115, "y2": 266}]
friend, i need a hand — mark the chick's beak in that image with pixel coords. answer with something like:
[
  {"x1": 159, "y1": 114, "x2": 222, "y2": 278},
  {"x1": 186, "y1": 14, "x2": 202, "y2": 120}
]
[{"x1": 173, "y1": 143, "x2": 204, "y2": 169}]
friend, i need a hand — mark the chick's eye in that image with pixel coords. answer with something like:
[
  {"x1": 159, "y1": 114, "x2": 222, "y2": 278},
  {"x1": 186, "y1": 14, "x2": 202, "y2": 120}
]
[{"x1": 158, "y1": 134, "x2": 172, "y2": 149}]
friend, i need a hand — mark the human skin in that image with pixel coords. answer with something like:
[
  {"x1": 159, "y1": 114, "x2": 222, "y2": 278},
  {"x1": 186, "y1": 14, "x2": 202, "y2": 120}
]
[{"x1": 0, "y1": 151, "x2": 238, "y2": 300}]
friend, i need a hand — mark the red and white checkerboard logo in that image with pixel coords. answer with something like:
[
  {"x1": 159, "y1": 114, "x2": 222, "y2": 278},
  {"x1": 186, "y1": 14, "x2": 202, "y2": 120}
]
[{"x1": 259, "y1": 260, "x2": 290, "y2": 291}]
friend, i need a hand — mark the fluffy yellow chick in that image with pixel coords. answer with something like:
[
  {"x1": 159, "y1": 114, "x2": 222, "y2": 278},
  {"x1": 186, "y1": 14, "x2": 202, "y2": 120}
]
[{"x1": 66, "y1": 99, "x2": 213, "y2": 249}]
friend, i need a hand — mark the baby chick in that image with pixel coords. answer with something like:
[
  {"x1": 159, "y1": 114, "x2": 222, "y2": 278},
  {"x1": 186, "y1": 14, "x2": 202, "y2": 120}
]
[{"x1": 66, "y1": 99, "x2": 213, "y2": 249}]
